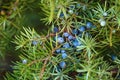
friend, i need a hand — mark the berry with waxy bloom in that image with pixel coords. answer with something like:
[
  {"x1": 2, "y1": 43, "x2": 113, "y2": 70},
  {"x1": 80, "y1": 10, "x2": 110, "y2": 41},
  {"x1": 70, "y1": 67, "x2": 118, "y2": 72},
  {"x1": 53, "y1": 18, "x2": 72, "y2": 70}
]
[
  {"x1": 57, "y1": 37, "x2": 64, "y2": 43},
  {"x1": 62, "y1": 53, "x2": 67, "y2": 59},
  {"x1": 63, "y1": 42, "x2": 70, "y2": 48},
  {"x1": 22, "y1": 59, "x2": 27, "y2": 64},
  {"x1": 79, "y1": 26, "x2": 86, "y2": 32},
  {"x1": 63, "y1": 32, "x2": 69, "y2": 37},
  {"x1": 32, "y1": 41, "x2": 38, "y2": 46},
  {"x1": 59, "y1": 61, "x2": 66, "y2": 68}
]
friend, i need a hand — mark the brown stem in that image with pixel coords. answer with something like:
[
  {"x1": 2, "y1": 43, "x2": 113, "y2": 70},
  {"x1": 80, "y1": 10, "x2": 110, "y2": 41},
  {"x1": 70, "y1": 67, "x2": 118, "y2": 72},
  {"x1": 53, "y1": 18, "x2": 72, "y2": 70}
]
[{"x1": 39, "y1": 57, "x2": 50, "y2": 80}]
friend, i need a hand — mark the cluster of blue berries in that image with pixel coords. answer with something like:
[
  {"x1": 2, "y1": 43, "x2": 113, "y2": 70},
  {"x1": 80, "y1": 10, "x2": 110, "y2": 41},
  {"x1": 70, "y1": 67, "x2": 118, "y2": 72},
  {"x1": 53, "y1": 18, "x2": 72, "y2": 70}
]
[{"x1": 52, "y1": 21, "x2": 96, "y2": 69}]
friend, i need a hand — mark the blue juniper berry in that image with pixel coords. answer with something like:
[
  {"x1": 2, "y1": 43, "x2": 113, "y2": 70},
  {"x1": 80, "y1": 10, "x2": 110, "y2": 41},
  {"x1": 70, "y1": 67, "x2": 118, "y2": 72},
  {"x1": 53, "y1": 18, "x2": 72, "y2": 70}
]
[
  {"x1": 32, "y1": 40, "x2": 38, "y2": 46},
  {"x1": 55, "y1": 49, "x2": 61, "y2": 54},
  {"x1": 103, "y1": 12, "x2": 107, "y2": 16},
  {"x1": 57, "y1": 37, "x2": 64, "y2": 43},
  {"x1": 69, "y1": 5, "x2": 75, "y2": 9},
  {"x1": 63, "y1": 32, "x2": 69, "y2": 37},
  {"x1": 63, "y1": 42, "x2": 70, "y2": 48},
  {"x1": 61, "y1": 50, "x2": 66, "y2": 53},
  {"x1": 62, "y1": 53, "x2": 68, "y2": 59},
  {"x1": 86, "y1": 22, "x2": 93, "y2": 29},
  {"x1": 79, "y1": 26, "x2": 86, "y2": 32},
  {"x1": 59, "y1": 61, "x2": 66, "y2": 68},
  {"x1": 68, "y1": 9, "x2": 73, "y2": 14},
  {"x1": 68, "y1": 35, "x2": 74, "y2": 40},
  {"x1": 72, "y1": 29, "x2": 79, "y2": 35},
  {"x1": 53, "y1": 27, "x2": 59, "y2": 33},
  {"x1": 60, "y1": 13, "x2": 64, "y2": 18},
  {"x1": 72, "y1": 39, "x2": 82, "y2": 47},
  {"x1": 22, "y1": 59, "x2": 27, "y2": 64},
  {"x1": 111, "y1": 54, "x2": 117, "y2": 61},
  {"x1": 76, "y1": 3, "x2": 81, "y2": 8}
]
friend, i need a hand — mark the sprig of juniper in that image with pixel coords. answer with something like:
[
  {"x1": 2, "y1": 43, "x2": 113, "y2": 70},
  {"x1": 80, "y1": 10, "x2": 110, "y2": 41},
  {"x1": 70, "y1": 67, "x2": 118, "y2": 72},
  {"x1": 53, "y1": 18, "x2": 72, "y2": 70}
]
[{"x1": 4, "y1": 0, "x2": 120, "y2": 80}]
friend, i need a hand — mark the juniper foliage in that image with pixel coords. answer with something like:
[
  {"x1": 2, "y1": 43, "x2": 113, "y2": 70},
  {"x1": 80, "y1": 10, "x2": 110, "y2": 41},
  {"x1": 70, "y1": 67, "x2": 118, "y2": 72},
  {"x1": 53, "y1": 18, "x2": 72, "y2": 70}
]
[{"x1": 0, "y1": 0, "x2": 120, "y2": 80}]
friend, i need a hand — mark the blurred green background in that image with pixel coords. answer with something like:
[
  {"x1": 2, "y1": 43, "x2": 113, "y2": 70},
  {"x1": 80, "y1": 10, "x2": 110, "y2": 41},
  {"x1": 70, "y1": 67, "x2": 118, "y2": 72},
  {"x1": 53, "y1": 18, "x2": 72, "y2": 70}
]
[{"x1": 0, "y1": 0, "x2": 47, "y2": 79}]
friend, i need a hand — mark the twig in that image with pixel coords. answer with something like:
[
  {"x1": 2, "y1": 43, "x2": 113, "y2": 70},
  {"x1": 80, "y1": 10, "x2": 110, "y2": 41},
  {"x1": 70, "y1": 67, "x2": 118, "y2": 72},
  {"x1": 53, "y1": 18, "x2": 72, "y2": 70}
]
[{"x1": 39, "y1": 57, "x2": 50, "y2": 80}]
